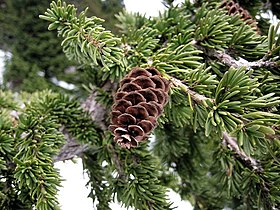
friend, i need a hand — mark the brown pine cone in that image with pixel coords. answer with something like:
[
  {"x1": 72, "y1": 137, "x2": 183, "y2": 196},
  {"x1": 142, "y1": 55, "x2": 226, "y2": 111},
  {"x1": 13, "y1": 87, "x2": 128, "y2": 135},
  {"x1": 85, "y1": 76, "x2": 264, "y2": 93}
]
[
  {"x1": 220, "y1": 0, "x2": 260, "y2": 33},
  {"x1": 109, "y1": 67, "x2": 170, "y2": 149}
]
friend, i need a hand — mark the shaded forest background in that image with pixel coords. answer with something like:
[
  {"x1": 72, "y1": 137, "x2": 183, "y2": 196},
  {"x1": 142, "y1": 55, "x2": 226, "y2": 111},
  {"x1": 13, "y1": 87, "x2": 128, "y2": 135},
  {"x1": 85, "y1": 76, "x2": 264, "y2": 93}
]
[{"x1": 0, "y1": 0, "x2": 124, "y2": 94}]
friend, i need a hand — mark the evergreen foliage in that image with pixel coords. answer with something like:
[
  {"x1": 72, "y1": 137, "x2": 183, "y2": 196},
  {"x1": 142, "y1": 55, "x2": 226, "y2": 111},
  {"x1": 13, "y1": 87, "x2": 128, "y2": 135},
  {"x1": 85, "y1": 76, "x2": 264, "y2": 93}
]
[
  {"x1": 0, "y1": 0, "x2": 124, "y2": 93},
  {"x1": 1, "y1": 0, "x2": 280, "y2": 209}
]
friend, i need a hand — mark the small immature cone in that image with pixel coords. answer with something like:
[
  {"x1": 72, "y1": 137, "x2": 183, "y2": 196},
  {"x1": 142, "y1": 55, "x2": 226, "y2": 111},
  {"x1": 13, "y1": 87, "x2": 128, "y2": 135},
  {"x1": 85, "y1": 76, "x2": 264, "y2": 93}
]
[
  {"x1": 109, "y1": 67, "x2": 170, "y2": 149},
  {"x1": 220, "y1": 0, "x2": 260, "y2": 33}
]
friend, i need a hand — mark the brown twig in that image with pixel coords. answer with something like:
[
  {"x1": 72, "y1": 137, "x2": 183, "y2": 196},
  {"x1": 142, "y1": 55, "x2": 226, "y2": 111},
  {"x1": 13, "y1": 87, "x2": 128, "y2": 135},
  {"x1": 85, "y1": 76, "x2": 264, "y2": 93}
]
[
  {"x1": 170, "y1": 76, "x2": 215, "y2": 104},
  {"x1": 53, "y1": 128, "x2": 88, "y2": 162},
  {"x1": 194, "y1": 42, "x2": 278, "y2": 70},
  {"x1": 222, "y1": 132, "x2": 263, "y2": 172},
  {"x1": 108, "y1": 144, "x2": 127, "y2": 180},
  {"x1": 147, "y1": 201, "x2": 154, "y2": 210},
  {"x1": 54, "y1": 81, "x2": 117, "y2": 162}
]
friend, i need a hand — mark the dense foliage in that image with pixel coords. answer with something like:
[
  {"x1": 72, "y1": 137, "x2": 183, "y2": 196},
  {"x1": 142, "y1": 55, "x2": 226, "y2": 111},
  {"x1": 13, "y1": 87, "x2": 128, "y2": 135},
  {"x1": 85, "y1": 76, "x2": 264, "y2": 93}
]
[
  {"x1": 1, "y1": 0, "x2": 280, "y2": 209},
  {"x1": 0, "y1": 0, "x2": 124, "y2": 93}
]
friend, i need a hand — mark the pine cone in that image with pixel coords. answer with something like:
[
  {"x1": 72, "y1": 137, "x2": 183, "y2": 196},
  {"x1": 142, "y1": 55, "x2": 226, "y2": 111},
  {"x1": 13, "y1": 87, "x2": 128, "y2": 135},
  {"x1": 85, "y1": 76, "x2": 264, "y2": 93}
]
[
  {"x1": 220, "y1": 0, "x2": 260, "y2": 33},
  {"x1": 109, "y1": 67, "x2": 170, "y2": 149}
]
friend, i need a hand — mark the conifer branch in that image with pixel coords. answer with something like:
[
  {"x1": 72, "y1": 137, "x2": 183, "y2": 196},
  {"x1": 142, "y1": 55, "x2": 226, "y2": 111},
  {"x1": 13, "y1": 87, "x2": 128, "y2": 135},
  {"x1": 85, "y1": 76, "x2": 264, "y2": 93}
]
[
  {"x1": 82, "y1": 91, "x2": 109, "y2": 131},
  {"x1": 194, "y1": 42, "x2": 279, "y2": 69},
  {"x1": 170, "y1": 76, "x2": 215, "y2": 104},
  {"x1": 82, "y1": 80, "x2": 118, "y2": 129},
  {"x1": 222, "y1": 132, "x2": 263, "y2": 172},
  {"x1": 108, "y1": 144, "x2": 126, "y2": 180},
  {"x1": 170, "y1": 75, "x2": 264, "y2": 171},
  {"x1": 53, "y1": 128, "x2": 89, "y2": 162},
  {"x1": 4, "y1": 0, "x2": 280, "y2": 208},
  {"x1": 54, "y1": 81, "x2": 117, "y2": 162}
]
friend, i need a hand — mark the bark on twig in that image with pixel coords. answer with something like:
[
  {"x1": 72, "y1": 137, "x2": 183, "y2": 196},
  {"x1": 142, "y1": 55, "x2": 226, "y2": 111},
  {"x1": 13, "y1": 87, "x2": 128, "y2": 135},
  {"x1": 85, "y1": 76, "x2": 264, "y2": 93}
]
[
  {"x1": 109, "y1": 144, "x2": 127, "y2": 180},
  {"x1": 147, "y1": 201, "x2": 154, "y2": 210},
  {"x1": 222, "y1": 132, "x2": 263, "y2": 172},
  {"x1": 195, "y1": 42, "x2": 278, "y2": 70},
  {"x1": 54, "y1": 81, "x2": 117, "y2": 162},
  {"x1": 82, "y1": 81, "x2": 117, "y2": 130},
  {"x1": 170, "y1": 76, "x2": 215, "y2": 104},
  {"x1": 53, "y1": 134, "x2": 88, "y2": 162}
]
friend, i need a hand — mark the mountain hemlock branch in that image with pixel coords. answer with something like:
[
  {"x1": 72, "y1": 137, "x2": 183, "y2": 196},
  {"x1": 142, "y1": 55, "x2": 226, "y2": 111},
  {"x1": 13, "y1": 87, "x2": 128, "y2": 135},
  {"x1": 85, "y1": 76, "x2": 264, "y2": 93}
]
[{"x1": 0, "y1": 0, "x2": 280, "y2": 209}]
